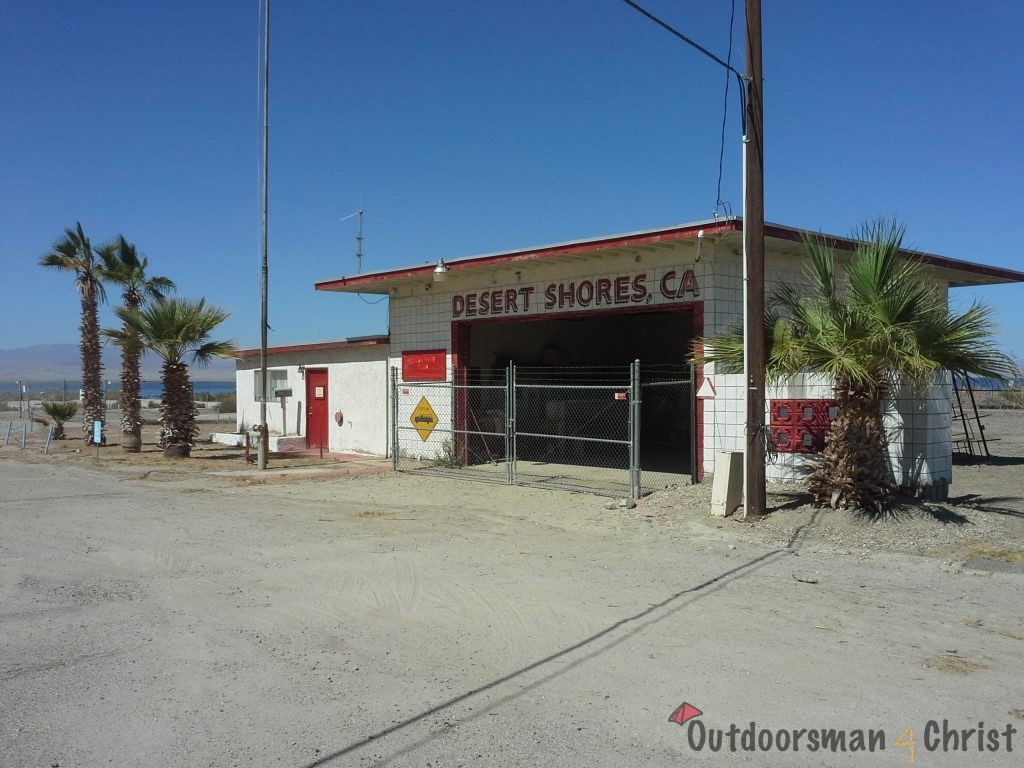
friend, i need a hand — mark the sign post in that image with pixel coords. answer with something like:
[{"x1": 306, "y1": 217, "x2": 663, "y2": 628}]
[{"x1": 93, "y1": 420, "x2": 103, "y2": 460}]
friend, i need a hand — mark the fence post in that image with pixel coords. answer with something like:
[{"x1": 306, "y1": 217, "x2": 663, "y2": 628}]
[
  {"x1": 44, "y1": 426, "x2": 54, "y2": 455},
  {"x1": 629, "y1": 359, "x2": 641, "y2": 499},
  {"x1": 22, "y1": 423, "x2": 28, "y2": 448},
  {"x1": 690, "y1": 362, "x2": 699, "y2": 484},
  {"x1": 4, "y1": 421, "x2": 11, "y2": 446},
  {"x1": 509, "y1": 363, "x2": 518, "y2": 485},
  {"x1": 390, "y1": 366, "x2": 399, "y2": 471}
]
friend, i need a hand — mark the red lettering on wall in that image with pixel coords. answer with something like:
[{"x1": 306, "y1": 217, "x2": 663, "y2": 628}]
[
  {"x1": 614, "y1": 276, "x2": 629, "y2": 303},
  {"x1": 558, "y1": 282, "x2": 575, "y2": 308},
  {"x1": 631, "y1": 273, "x2": 648, "y2": 303},
  {"x1": 544, "y1": 284, "x2": 557, "y2": 309},
  {"x1": 518, "y1": 286, "x2": 535, "y2": 311},
  {"x1": 577, "y1": 279, "x2": 594, "y2": 306},
  {"x1": 505, "y1": 288, "x2": 518, "y2": 312},
  {"x1": 452, "y1": 295, "x2": 465, "y2": 317},
  {"x1": 596, "y1": 278, "x2": 612, "y2": 305},
  {"x1": 660, "y1": 270, "x2": 677, "y2": 299},
  {"x1": 465, "y1": 293, "x2": 477, "y2": 316},
  {"x1": 680, "y1": 269, "x2": 700, "y2": 297}
]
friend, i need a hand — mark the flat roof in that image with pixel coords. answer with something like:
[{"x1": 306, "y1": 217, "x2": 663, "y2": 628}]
[
  {"x1": 314, "y1": 218, "x2": 1024, "y2": 294},
  {"x1": 237, "y1": 335, "x2": 389, "y2": 358}
]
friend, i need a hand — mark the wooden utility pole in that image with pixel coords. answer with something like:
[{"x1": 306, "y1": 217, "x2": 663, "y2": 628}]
[{"x1": 741, "y1": 0, "x2": 766, "y2": 518}]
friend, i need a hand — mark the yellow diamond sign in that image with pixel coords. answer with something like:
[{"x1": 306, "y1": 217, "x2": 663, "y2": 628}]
[{"x1": 410, "y1": 396, "x2": 439, "y2": 441}]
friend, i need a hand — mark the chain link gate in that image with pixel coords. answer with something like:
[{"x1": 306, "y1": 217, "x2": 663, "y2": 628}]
[
  {"x1": 392, "y1": 367, "x2": 512, "y2": 484},
  {"x1": 391, "y1": 361, "x2": 693, "y2": 497}
]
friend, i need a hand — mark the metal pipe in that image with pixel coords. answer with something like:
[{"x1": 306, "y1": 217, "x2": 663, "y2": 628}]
[
  {"x1": 626, "y1": 360, "x2": 634, "y2": 499},
  {"x1": 390, "y1": 366, "x2": 399, "y2": 471},
  {"x1": 257, "y1": 0, "x2": 271, "y2": 470}
]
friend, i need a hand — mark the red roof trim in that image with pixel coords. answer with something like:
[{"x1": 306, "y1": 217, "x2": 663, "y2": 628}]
[
  {"x1": 238, "y1": 336, "x2": 389, "y2": 358},
  {"x1": 314, "y1": 221, "x2": 739, "y2": 292},
  {"x1": 758, "y1": 223, "x2": 1024, "y2": 283},
  {"x1": 314, "y1": 219, "x2": 1023, "y2": 292}
]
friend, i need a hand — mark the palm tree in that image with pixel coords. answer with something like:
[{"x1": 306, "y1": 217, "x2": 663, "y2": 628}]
[
  {"x1": 39, "y1": 223, "x2": 117, "y2": 444},
  {"x1": 105, "y1": 298, "x2": 238, "y2": 458},
  {"x1": 40, "y1": 401, "x2": 79, "y2": 440},
  {"x1": 699, "y1": 219, "x2": 1012, "y2": 512},
  {"x1": 103, "y1": 236, "x2": 175, "y2": 451}
]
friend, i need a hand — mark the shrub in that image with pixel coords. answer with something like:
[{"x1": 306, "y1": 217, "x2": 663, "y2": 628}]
[{"x1": 40, "y1": 401, "x2": 78, "y2": 440}]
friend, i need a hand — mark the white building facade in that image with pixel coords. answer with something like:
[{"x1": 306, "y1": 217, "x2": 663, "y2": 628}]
[
  {"x1": 235, "y1": 336, "x2": 390, "y2": 456},
  {"x1": 314, "y1": 219, "x2": 1021, "y2": 496}
]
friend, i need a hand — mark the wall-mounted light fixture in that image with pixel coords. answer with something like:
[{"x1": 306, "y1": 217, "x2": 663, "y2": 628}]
[
  {"x1": 433, "y1": 258, "x2": 450, "y2": 282},
  {"x1": 298, "y1": 365, "x2": 306, "y2": 379}
]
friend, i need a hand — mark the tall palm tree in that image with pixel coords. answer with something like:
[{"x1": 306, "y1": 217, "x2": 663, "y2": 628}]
[
  {"x1": 699, "y1": 219, "x2": 1012, "y2": 512},
  {"x1": 39, "y1": 223, "x2": 117, "y2": 444},
  {"x1": 105, "y1": 298, "x2": 238, "y2": 458},
  {"x1": 103, "y1": 236, "x2": 175, "y2": 450}
]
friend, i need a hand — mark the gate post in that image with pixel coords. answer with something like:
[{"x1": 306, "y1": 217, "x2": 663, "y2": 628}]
[
  {"x1": 390, "y1": 366, "x2": 399, "y2": 471},
  {"x1": 505, "y1": 362, "x2": 513, "y2": 484},
  {"x1": 690, "y1": 362, "x2": 698, "y2": 484},
  {"x1": 630, "y1": 359, "x2": 641, "y2": 499},
  {"x1": 507, "y1": 362, "x2": 516, "y2": 483}
]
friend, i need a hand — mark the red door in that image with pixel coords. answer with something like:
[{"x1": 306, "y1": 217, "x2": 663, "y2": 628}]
[{"x1": 305, "y1": 369, "x2": 329, "y2": 450}]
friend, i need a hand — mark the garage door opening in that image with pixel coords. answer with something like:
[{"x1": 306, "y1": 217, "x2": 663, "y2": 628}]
[{"x1": 459, "y1": 307, "x2": 697, "y2": 481}]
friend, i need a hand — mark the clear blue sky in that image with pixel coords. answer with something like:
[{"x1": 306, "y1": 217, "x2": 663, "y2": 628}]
[{"x1": 2, "y1": 1, "x2": 1022, "y2": 359}]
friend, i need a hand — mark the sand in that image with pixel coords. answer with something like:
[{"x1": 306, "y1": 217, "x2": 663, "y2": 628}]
[{"x1": 2, "y1": 432, "x2": 1023, "y2": 766}]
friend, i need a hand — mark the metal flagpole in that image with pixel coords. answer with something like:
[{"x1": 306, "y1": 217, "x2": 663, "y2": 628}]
[{"x1": 258, "y1": 0, "x2": 271, "y2": 469}]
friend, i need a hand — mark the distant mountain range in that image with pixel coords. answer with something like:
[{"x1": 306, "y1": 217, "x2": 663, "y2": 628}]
[{"x1": 0, "y1": 343, "x2": 236, "y2": 382}]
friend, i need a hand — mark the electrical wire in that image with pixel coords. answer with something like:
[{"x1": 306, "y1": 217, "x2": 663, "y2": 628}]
[
  {"x1": 617, "y1": 0, "x2": 742, "y2": 78},
  {"x1": 256, "y1": 0, "x2": 265, "y2": 270},
  {"x1": 714, "y1": 0, "x2": 737, "y2": 219},
  {"x1": 616, "y1": 0, "x2": 747, "y2": 148}
]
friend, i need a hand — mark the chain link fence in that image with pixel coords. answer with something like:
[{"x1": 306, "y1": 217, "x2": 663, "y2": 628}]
[
  {"x1": 392, "y1": 368, "x2": 512, "y2": 484},
  {"x1": 513, "y1": 365, "x2": 634, "y2": 495},
  {"x1": 391, "y1": 362, "x2": 694, "y2": 497},
  {"x1": 639, "y1": 365, "x2": 695, "y2": 493},
  {"x1": 953, "y1": 374, "x2": 1024, "y2": 460}
]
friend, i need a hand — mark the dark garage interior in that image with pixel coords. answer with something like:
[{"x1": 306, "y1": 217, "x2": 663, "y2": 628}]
[{"x1": 460, "y1": 308, "x2": 696, "y2": 477}]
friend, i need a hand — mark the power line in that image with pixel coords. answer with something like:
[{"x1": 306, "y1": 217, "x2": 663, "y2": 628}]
[
  {"x1": 616, "y1": 0, "x2": 747, "y2": 210},
  {"x1": 617, "y1": 0, "x2": 743, "y2": 78},
  {"x1": 715, "y1": 0, "x2": 738, "y2": 218}
]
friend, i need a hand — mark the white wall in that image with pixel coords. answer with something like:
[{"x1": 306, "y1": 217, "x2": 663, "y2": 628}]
[
  {"x1": 383, "y1": 234, "x2": 955, "y2": 494},
  {"x1": 388, "y1": 239, "x2": 711, "y2": 460},
  {"x1": 235, "y1": 344, "x2": 390, "y2": 456}
]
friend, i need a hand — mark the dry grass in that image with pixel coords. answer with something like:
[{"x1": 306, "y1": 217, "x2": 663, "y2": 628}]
[
  {"x1": 965, "y1": 540, "x2": 1024, "y2": 565},
  {"x1": 922, "y1": 654, "x2": 989, "y2": 675}
]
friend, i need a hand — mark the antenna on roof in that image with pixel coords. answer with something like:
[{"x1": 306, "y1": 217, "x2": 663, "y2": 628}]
[{"x1": 340, "y1": 209, "x2": 365, "y2": 273}]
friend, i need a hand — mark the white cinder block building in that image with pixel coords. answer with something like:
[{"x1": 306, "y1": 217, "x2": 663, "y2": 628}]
[
  {"x1": 235, "y1": 336, "x2": 390, "y2": 455},
  {"x1": 311, "y1": 218, "x2": 1021, "y2": 496}
]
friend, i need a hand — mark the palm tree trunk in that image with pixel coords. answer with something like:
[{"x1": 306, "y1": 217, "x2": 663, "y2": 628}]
[
  {"x1": 119, "y1": 295, "x2": 143, "y2": 444},
  {"x1": 159, "y1": 361, "x2": 197, "y2": 454},
  {"x1": 808, "y1": 379, "x2": 893, "y2": 512},
  {"x1": 81, "y1": 286, "x2": 104, "y2": 444}
]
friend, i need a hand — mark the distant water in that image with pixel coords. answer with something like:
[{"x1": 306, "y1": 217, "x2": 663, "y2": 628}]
[{"x1": 0, "y1": 380, "x2": 235, "y2": 397}]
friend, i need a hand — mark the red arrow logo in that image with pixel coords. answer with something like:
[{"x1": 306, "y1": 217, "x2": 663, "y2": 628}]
[{"x1": 668, "y1": 702, "x2": 703, "y2": 725}]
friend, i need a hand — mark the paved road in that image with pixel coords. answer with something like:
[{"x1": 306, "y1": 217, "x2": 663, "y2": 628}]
[{"x1": 1, "y1": 459, "x2": 1022, "y2": 767}]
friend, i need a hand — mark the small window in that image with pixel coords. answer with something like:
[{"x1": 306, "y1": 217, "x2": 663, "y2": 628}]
[{"x1": 254, "y1": 369, "x2": 288, "y2": 401}]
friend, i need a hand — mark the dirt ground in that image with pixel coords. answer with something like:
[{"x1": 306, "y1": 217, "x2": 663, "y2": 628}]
[{"x1": 1, "y1": 442, "x2": 1023, "y2": 766}]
